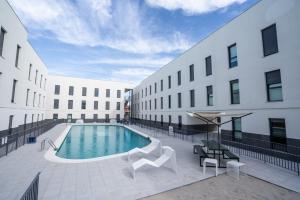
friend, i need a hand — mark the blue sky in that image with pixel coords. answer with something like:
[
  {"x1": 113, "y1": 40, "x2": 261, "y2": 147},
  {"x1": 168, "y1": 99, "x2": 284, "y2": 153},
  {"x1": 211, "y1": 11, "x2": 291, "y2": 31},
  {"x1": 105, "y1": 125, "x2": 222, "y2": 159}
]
[{"x1": 9, "y1": 0, "x2": 259, "y2": 85}]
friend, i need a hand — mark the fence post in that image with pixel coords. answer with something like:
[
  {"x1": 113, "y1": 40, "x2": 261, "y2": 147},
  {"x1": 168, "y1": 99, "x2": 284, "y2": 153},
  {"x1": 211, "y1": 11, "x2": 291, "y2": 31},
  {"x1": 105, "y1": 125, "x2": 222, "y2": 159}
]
[{"x1": 15, "y1": 131, "x2": 19, "y2": 150}]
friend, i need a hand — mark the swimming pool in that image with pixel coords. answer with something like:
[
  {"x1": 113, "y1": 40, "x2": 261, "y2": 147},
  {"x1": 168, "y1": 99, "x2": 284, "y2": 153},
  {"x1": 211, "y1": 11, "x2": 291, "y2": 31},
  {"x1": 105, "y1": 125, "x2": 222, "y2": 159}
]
[{"x1": 55, "y1": 125, "x2": 151, "y2": 159}]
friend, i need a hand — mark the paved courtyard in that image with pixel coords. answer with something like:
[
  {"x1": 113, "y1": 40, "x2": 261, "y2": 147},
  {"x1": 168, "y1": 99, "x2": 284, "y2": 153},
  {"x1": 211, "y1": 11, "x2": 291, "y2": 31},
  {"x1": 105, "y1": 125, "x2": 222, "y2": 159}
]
[
  {"x1": 142, "y1": 173, "x2": 300, "y2": 200},
  {"x1": 0, "y1": 123, "x2": 299, "y2": 200}
]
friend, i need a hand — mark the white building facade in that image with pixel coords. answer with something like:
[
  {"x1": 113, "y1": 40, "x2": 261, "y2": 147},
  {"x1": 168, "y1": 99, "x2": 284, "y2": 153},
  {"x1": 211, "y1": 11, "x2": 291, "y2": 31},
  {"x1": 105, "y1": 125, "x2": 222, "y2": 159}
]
[
  {"x1": 46, "y1": 75, "x2": 133, "y2": 122},
  {"x1": 132, "y1": 0, "x2": 300, "y2": 146},
  {"x1": 0, "y1": 0, "x2": 48, "y2": 132},
  {"x1": 0, "y1": 0, "x2": 133, "y2": 135}
]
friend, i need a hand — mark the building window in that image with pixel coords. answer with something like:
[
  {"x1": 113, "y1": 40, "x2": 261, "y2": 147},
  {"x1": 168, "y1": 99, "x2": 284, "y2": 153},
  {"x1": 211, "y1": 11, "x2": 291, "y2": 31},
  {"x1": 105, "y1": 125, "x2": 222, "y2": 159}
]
[
  {"x1": 116, "y1": 114, "x2": 120, "y2": 121},
  {"x1": 177, "y1": 71, "x2": 181, "y2": 86},
  {"x1": 69, "y1": 86, "x2": 74, "y2": 96},
  {"x1": 39, "y1": 75, "x2": 42, "y2": 88},
  {"x1": 177, "y1": 93, "x2": 182, "y2": 108},
  {"x1": 190, "y1": 89, "x2": 195, "y2": 107},
  {"x1": 189, "y1": 64, "x2": 194, "y2": 81},
  {"x1": 53, "y1": 114, "x2": 58, "y2": 120},
  {"x1": 0, "y1": 27, "x2": 6, "y2": 57},
  {"x1": 155, "y1": 82, "x2": 157, "y2": 93},
  {"x1": 262, "y1": 24, "x2": 278, "y2": 57},
  {"x1": 105, "y1": 114, "x2": 109, "y2": 122},
  {"x1": 26, "y1": 89, "x2": 30, "y2": 106},
  {"x1": 34, "y1": 70, "x2": 38, "y2": 85},
  {"x1": 106, "y1": 89, "x2": 110, "y2": 97},
  {"x1": 160, "y1": 115, "x2": 163, "y2": 127},
  {"x1": 81, "y1": 114, "x2": 85, "y2": 120},
  {"x1": 81, "y1": 100, "x2": 86, "y2": 109},
  {"x1": 160, "y1": 97, "x2": 163, "y2": 109},
  {"x1": 68, "y1": 100, "x2": 73, "y2": 109},
  {"x1": 38, "y1": 94, "x2": 41, "y2": 107},
  {"x1": 178, "y1": 115, "x2": 182, "y2": 130},
  {"x1": 150, "y1": 85, "x2": 152, "y2": 95},
  {"x1": 230, "y1": 79, "x2": 240, "y2": 104},
  {"x1": 232, "y1": 117, "x2": 242, "y2": 140},
  {"x1": 54, "y1": 85, "x2": 60, "y2": 95},
  {"x1": 168, "y1": 75, "x2": 171, "y2": 89},
  {"x1": 82, "y1": 87, "x2": 87, "y2": 96},
  {"x1": 160, "y1": 79, "x2": 163, "y2": 91},
  {"x1": 94, "y1": 101, "x2": 98, "y2": 110},
  {"x1": 168, "y1": 95, "x2": 171, "y2": 109},
  {"x1": 154, "y1": 98, "x2": 157, "y2": 110},
  {"x1": 145, "y1": 101, "x2": 147, "y2": 110},
  {"x1": 205, "y1": 56, "x2": 212, "y2": 76},
  {"x1": 28, "y1": 64, "x2": 32, "y2": 81},
  {"x1": 168, "y1": 115, "x2": 172, "y2": 126},
  {"x1": 15, "y1": 45, "x2": 21, "y2": 68},
  {"x1": 117, "y1": 90, "x2": 121, "y2": 98},
  {"x1": 33, "y1": 92, "x2": 36, "y2": 107},
  {"x1": 116, "y1": 102, "x2": 120, "y2": 110},
  {"x1": 53, "y1": 99, "x2": 59, "y2": 109},
  {"x1": 11, "y1": 79, "x2": 17, "y2": 103},
  {"x1": 207, "y1": 85, "x2": 213, "y2": 106},
  {"x1": 8, "y1": 115, "x2": 13, "y2": 134},
  {"x1": 149, "y1": 100, "x2": 151, "y2": 110},
  {"x1": 265, "y1": 70, "x2": 283, "y2": 102},
  {"x1": 67, "y1": 114, "x2": 72, "y2": 121},
  {"x1": 106, "y1": 101, "x2": 110, "y2": 110},
  {"x1": 269, "y1": 118, "x2": 286, "y2": 145},
  {"x1": 228, "y1": 44, "x2": 238, "y2": 68},
  {"x1": 94, "y1": 88, "x2": 99, "y2": 97}
]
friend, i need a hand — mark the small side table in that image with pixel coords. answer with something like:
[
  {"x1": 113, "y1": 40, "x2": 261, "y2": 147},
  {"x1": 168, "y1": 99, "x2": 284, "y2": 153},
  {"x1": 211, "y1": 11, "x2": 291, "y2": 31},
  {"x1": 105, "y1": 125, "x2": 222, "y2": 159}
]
[{"x1": 226, "y1": 160, "x2": 245, "y2": 180}]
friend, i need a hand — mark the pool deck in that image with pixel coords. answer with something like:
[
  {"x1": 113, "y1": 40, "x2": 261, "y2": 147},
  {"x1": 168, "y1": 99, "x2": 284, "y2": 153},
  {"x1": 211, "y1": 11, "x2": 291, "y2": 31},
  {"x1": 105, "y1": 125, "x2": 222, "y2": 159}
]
[{"x1": 0, "y1": 123, "x2": 299, "y2": 200}]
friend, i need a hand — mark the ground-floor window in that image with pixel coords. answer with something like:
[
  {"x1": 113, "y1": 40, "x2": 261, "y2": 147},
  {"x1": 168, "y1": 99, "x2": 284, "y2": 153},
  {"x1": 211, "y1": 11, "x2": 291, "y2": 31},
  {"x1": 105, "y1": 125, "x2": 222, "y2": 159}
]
[
  {"x1": 67, "y1": 114, "x2": 72, "y2": 122},
  {"x1": 178, "y1": 116, "x2": 182, "y2": 130},
  {"x1": 53, "y1": 114, "x2": 58, "y2": 120},
  {"x1": 81, "y1": 114, "x2": 85, "y2": 120},
  {"x1": 269, "y1": 118, "x2": 286, "y2": 145},
  {"x1": 232, "y1": 117, "x2": 242, "y2": 140},
  {"x1": 105, "y1": 114, "x2": 110, "y2": 122},
  {"x1": 93, "y1": 114, "x2": 98, "y2": 120}
]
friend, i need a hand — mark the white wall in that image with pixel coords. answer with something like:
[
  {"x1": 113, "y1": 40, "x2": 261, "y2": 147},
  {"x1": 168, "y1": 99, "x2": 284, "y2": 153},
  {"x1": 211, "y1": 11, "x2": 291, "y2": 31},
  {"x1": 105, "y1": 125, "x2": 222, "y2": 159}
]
[
  {"x1": 46, "y1": 75, "x2": 133, "y2": 120},
  {"x1": 0, "y1": 0, "x2": 48, "y2": 130},
  {"x1": 132, "y1": 0, "x2": 300, "y2": 139}
]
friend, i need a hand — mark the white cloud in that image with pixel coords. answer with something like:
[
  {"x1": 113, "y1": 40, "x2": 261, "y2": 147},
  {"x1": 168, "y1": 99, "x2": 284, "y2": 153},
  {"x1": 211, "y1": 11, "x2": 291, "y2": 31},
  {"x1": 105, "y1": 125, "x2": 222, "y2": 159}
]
[
  {"x1": 111, "y1": 68, "x2": 155, "y2": 85},
  {"x1": 145, "y1": 0, "x2": 246, "y2": 15},
  {"x1": 8, "y1": 0, "x2": 192, "y2": 54},
  {"x1": 85, "y1": 56, "x2": 173, "y2": 68}
]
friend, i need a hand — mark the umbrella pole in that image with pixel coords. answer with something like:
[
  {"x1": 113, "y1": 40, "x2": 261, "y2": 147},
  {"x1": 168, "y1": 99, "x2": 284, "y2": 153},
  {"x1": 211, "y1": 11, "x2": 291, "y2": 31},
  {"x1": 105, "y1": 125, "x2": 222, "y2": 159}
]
[
  {"x1": 218, "y1": 124, "x2": 220, "y2": 167},
  {"x1": 206, "y1": 122, "x2": 208, "y2": 141}
]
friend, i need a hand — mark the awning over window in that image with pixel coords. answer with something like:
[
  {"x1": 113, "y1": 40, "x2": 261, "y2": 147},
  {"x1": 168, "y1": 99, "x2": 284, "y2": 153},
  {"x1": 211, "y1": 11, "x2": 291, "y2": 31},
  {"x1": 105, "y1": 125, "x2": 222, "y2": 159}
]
[{"x1": 186, "y1": 111, "x2": 252, "y2": 125}]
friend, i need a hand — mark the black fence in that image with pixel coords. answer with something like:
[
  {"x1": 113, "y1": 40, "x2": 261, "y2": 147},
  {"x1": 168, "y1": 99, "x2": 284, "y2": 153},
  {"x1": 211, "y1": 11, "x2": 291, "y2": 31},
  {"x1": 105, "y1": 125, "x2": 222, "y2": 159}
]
[
  {"x1": 223, "y1": 140, "x2": 300, "y2": 175},
  {"x1": 0, "y1": 119, "x2": 64, "y2": 158},
  {"x1": 130, "y1": 119, "x2": 300, "y2": 175},
  {"x1": 20, "y1": 172, "x2": 40, "y2": 200}
]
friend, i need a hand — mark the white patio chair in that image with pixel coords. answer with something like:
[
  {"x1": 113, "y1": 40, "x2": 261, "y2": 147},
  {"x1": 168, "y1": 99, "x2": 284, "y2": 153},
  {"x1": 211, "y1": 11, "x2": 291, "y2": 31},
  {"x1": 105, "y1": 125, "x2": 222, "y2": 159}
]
[
  {"x1": 131, "y1": 146, "x2": 177, "y2": 179},
  {"x1": 76, "y1": 119, "x2": 84, "y2": 124},
  {"x1": 128, "y1": 139, "x2": 162, "y2": 161},
  {"x1": 203, "y1": 158, "x2": 218, "y2": 176}
]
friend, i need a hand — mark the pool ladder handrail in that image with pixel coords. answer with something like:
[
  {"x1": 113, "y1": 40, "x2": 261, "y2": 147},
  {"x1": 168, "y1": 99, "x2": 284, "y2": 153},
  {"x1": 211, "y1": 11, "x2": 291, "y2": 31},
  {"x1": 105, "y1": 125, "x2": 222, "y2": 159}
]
[{"x1": 41, "y1": 138, "x2": 58, "y2": 151}]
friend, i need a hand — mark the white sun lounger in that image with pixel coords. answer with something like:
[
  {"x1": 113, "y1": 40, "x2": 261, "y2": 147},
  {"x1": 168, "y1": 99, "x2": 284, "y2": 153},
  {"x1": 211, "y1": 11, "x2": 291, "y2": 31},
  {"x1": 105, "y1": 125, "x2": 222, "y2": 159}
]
[
  {"x1": 128, "y1": 139, "x2": 162, "y2": 161},
  {"x1": 131, "y1": 146, "x2": 177, "y2": 179}
]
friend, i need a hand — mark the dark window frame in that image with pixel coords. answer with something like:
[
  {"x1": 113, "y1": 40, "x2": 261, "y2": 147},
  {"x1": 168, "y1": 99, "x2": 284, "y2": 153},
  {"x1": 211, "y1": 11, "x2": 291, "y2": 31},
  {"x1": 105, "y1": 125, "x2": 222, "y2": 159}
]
[
  {"x1": 190, "y1": 89, "x2": 195, "y2": 107},
  {"x1": 265, "y1": 69, "x2": 283, "y2": 102},
  {"x1": 230, "y1": 79, "x2": 240, "y2": 104},
  {"x1": 228, "y1": 43, "x2": 238, "y2": 68},
  {"x1": 262, "y1": 24, "x2": 278, "y2": 57},
  {"x1": 206, "y1": 85, "x2": 213, "y2": 106},
  {"x1": 189, "y1": 64, "x2": 194, "y2": 81},
  {"x1": 0, "y1": 27, "x2": 6, "y2": 57},
  {"x1": 205, "y1": 56, "x2": 212, "y2": 76}
]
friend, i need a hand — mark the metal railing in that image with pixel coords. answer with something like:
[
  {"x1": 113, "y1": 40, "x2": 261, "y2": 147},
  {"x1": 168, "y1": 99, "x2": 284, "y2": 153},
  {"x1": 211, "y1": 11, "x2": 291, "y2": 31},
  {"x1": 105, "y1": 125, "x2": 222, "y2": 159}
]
[
  {"x1": 20, "y1": 172, "x2": 41, "y2": 200},
  {"x1": 223, "y1": 140, "x2": 300, "y2": 175},
  {"x1": 0, "y1": 119, "x2": 63, "y2": 158},
  {"x1": 130, "y1": 119, "x2": 300, "y2": 175}
]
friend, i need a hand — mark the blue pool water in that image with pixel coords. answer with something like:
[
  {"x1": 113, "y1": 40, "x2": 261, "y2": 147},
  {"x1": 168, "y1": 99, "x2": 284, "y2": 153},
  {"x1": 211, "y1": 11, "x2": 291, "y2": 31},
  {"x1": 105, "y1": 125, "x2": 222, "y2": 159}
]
[{"x1": 56, "y1": 125, "x2": 151, "y2": 159}]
